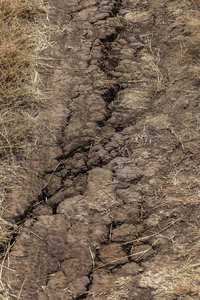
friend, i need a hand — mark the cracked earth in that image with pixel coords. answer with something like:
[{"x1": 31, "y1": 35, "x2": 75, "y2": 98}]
[{"x1": 3, "y1": 0, "x2": 200, "y2": 299}]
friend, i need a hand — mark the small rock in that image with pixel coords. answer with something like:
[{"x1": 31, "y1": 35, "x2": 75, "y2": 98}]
[
  {"x1": 116, "y1": 165, "x2": 143, "y2": 182},
  {"x1": 99, "y1": 243, "x2": 129, "y2": 266},
  {"x1": 67, "y1": 276, "x2": 90, "y2": 299}
]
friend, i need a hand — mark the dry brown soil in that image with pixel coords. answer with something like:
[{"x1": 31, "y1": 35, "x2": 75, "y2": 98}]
[{"x1": 3, "y1": 0, "x2": 200, "y2": 299}]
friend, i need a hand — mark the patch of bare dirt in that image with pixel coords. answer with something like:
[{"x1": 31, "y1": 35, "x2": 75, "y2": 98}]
[{"x1": 2, "y1": 0, "x2": 200, "y2": 299}]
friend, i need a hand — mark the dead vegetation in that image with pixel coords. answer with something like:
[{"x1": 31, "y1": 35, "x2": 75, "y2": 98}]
[
  {"x1": 188, "y1": 0, "x2": 200, "y2": 9},
  {"x1": 0, "y1": 0, "x2": 50, "y2": 297},
  {"x1": 0, "y1": 0, "x2": 49, "y2": 156},
  {"x1": 141, "y1": 3, "x2": 200, "y2": 297},
  {"x1": 102, "y1": 2, "x2": 200, "y2": 299},
  {"x1": 183, "y1": 0, "x2": 200, "y2": 80}
]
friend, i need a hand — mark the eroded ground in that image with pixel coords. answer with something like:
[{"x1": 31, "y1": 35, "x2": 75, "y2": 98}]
[{"x1": 3, "y1": 0, "x2": 200, "y2": 299}]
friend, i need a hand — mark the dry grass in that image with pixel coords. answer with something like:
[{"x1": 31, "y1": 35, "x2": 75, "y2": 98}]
[
  {"x1": 188, "y1": 0, "x2": 200, "y2": 9},
  {"x1": 0, "y1": 1, "x2": 50, "y2": 297},
  {"x1": 147, "y1": 38, "x2": 163, "y2": 92},
  {"x1": 184, "y1": 36, "x2": 200, "y2": 62},
  {"x1": 0, "y1": 0, "x2": 50, "y2": 156},
  {"x1": 183, "y1": 1, "x2": 200, "y2": 80}
]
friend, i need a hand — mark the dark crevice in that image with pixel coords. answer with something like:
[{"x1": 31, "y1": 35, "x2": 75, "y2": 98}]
[
  {"x1": 100, "y1": 32, "x2": 120, "y2": 44},
  {"x1": 115, "y1": 124, "x2": 125, "y2": 132},
  {"x1": 75, "y1": 294, "x2": 88, "y2": 300},
  {"x1": 86, "y1": 275, "x2": 93, "y2": 294},
  {"x1": 122, "y1": 244, "x2": 134, "y2": 256},
  {"x1": 52, "y1": 206, "x2": 57, "y2": 215},
  {"x1": 96, "y1": 120, "x2": 105, "y2": 127},
  {"x1": 134, "y1": 45, "x2": 145, "y2": 57},
  {"x1": 111, "y1": 220, "x2": 124, "y2": 229},
  {"x1": 71, "y1": 93, "x2": 81, "y2": 100},
  {"x1": 14, "y1": 199, "x2": 40, "y2": 224},
  {"x1": 74, "y1": 271, "x2": 94, "y2": 300},
  {"x1": 110, "y1": 0, "x2": 122, "y2": 16},
  {"x1": 42, "y1": 171, "x2": 89, "y2": 212},
  {"x1": 108, "y1": 261, "x2": 133, "y2": 272},
  {"x1": 57, "y1": 109, "x2": 73, "y2": 154},
  {"x1": 102, "y1": 84, "x2": 120, "y2": 103},
  {"x1": 57, "y1": 140, "x2": 93, "y2": 161},
  {"x1": 130, "y1": 175, "x2": 144, "y2": 185}
]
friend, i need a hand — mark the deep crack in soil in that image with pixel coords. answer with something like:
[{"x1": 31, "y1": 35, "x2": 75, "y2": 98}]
[{"x1": 2, "y1": 0, "x2": 200, "y2": 299}]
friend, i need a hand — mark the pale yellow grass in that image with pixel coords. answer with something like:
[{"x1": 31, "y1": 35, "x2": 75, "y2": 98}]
[{"x1": 0, "y1": 0, "x2": 50, "y2": 298}]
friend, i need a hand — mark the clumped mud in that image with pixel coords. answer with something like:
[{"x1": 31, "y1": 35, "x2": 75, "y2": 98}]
[{"x1": 3, "y1": 0, "x2": 200, "y2": 299}]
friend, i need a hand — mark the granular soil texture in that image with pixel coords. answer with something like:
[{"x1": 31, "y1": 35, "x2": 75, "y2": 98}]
[{"x1": 3, "y1": 0, "x2": 200, "y2": 299}]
